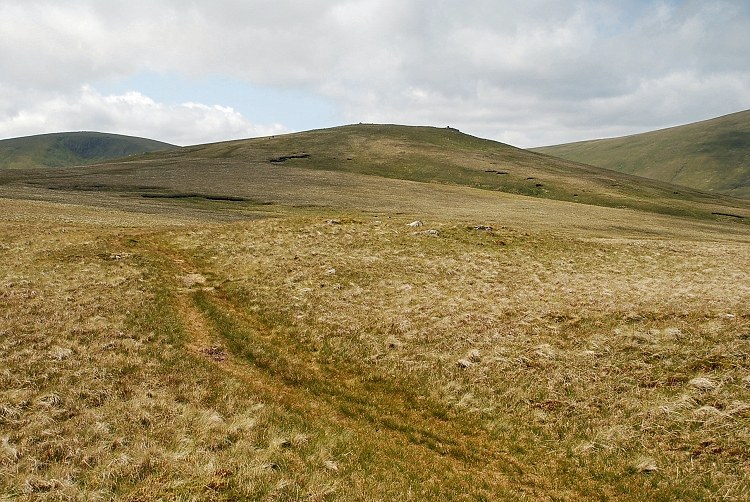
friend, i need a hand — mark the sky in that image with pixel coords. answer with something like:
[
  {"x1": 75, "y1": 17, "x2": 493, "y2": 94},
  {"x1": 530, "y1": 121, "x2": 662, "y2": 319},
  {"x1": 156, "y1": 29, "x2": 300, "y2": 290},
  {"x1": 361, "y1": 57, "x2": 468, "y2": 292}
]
[{"x1": 1, "y1": 0, "x2": 749, "y2": 147}]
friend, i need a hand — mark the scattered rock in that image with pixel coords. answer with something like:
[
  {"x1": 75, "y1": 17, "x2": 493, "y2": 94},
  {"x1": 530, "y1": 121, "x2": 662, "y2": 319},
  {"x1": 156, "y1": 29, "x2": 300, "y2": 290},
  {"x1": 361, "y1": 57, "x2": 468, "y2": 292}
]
[
  {"x1": 663, "y1": 327, "x2": 683, "y2": 338},
  {"x1": 689, "y1": 377, "x2": 717, "y2": 391},
  {"x1": 325, "y1": 219, "x2": 341, "y2": 225},
  {"x1": 414, "y1": 229, "x2": 439, "y2": 237},
  {"x1": 407, "y1": 220, "x2": 423, "y2": 227},
  {"x1": 742, "y1": 376, "x2": 750, "y2": 388},
  {"x1": 534, "y1": 344, "x2": 556, "y2": 359},
  {"x1": 472, "y1": 225, "x2": 493, "y2": 231},
  {"x1": 468, "y1": 349, "x2": 481, "y2": 362},
  {"x1": 323, "y1": 460, "x2": 339, "y2": 472},
  {"x1": 181, "y1": 273, "x2": 207, "y2": 288},
  {"x1": 325, "y1": 268, "x2": 337, "y2": 275},
  {"x1": 49, "y1": 346, "x2": 73, "y2": 361},
  {"x1": 456, "y1": 358, "x2": 472, "y2": 369},
  {"x1": 632, "y1": 456, "x2": 658, "y2": 473},
  {"x1": 204, "y1": 411, "x2": 225, "y2": 425}
]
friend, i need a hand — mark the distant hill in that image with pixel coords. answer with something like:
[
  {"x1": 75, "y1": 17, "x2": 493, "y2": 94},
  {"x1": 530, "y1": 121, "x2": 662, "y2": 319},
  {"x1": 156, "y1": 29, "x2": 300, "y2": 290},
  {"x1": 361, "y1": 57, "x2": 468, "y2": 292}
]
[
  {"x1": 532, "y1": 110, "x2": 750, "y2": 199},
  {"x1": 11, "y1": 123, "x2": 747, "y2": 223},
  {"x1": 170, "y1": 123, "x2": 748, "y2": 217},
  {"x1": 0, "y1": 132, "x2": 177, "y2": 169}
]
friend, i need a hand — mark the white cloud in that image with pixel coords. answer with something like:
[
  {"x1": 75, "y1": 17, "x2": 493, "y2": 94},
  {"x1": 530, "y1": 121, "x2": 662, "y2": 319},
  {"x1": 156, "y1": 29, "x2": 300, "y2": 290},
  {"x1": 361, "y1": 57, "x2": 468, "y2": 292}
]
[
  {"x1": 0, "y1": 85, "x2": 286, "y2": 145},
  {"x1": 1, "y1": 0, "x2": 749, "y2": 146}
]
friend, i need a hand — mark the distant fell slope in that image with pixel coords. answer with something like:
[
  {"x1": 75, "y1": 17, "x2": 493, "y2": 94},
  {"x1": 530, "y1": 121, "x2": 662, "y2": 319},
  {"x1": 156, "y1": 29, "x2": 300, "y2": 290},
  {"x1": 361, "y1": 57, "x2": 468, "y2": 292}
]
[
  {"x1": 533, "y1": 110, "x2": 750, "y2": 198},
  {"x1": 38, "y1": 123, "x2": 747, "y2": 222},
  {"x1": 0, "y1": 131, "x2": 177, "y2": 169},
  {"x1": 181, "y1": 124, "x2": 743, "y2": 211}
]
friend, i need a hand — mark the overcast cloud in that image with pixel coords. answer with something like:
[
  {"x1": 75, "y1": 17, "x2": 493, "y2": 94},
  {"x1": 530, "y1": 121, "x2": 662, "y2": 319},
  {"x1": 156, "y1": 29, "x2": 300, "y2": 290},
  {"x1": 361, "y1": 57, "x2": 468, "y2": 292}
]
[{"x1": 1, "y1": 0, "x2": 749, "y2": 146}]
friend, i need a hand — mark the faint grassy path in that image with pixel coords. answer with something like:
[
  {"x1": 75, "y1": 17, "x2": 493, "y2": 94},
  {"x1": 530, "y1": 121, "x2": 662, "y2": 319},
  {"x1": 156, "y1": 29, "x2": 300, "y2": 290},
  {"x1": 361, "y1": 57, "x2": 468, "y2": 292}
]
[{"x1": 138, "y1": 233, "x2": 563, "y2": 501}]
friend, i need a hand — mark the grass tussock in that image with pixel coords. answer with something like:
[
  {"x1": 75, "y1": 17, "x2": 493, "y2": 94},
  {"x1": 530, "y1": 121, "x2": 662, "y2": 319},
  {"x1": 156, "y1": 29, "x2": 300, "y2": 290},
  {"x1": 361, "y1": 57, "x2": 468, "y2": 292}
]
[
  {"x1": 164, "y1": 212, "x2": 750, "y2": 500},
  {"x1": 0, "y1": 202, "x2": 346, "y2": 500},
  {"x1": 1, "y1": 194, "x2": 750, "y2": 500}
]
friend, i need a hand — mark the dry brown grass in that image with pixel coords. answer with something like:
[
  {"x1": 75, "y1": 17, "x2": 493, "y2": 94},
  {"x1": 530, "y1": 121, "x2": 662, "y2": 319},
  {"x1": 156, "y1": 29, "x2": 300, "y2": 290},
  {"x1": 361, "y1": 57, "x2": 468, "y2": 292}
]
[
  {"x1": 163, "y1": 211, "x2": 750, "y2": 499},
  {"x1": 0, "y1": 200, "x2": 347, "y2": 500},
  {"x1": 1, "y1": 183, "x2": 750, "y2": 500}
]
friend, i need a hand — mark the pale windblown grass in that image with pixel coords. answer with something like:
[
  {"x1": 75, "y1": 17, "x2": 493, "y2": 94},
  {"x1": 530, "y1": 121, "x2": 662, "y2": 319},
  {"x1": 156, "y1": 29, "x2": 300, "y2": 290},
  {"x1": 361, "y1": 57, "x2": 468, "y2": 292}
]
[{"x1": 2, "y1": 194, "x2": 749, "y2": 500}]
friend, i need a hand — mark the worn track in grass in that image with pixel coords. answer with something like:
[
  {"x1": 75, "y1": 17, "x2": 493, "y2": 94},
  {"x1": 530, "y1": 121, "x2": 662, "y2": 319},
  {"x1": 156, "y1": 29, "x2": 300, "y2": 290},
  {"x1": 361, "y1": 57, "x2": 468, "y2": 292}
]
[{"x1": 145, "y1": 234, "x2": 557, "y2": 500}]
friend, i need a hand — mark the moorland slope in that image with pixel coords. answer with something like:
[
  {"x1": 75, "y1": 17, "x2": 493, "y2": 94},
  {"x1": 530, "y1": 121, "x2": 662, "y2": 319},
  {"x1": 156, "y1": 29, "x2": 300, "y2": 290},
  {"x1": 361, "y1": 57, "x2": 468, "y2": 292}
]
[
  {"x1": 1, "y1": 124, "x2": 750, "y2": 500},
  {"x1": 533, "y1": 110, "x2": 750, "y2": 198},
  {"x1": 4, "y1": 123, "x2": 748, "y2": 222}
]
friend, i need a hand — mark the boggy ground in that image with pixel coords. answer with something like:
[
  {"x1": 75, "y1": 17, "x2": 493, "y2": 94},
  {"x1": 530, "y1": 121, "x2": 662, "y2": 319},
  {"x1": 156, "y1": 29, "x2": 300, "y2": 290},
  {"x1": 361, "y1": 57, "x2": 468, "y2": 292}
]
[{"x1": 1, "y1": 194, "x2": 749, "y2": 500}]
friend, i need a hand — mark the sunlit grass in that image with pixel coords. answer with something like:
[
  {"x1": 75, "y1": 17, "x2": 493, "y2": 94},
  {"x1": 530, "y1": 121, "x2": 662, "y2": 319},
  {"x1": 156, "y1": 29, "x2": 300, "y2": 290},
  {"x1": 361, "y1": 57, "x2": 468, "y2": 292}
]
[{"x1": 1, "y1": 178, "x2": 749, "y2": 500}]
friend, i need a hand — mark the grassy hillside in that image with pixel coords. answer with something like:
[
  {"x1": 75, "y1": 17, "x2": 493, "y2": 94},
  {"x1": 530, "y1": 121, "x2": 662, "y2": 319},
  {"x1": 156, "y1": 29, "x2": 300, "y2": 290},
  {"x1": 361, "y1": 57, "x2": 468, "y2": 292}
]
[
  {"x1": 533, "y1": 110, "x2": 750, "y2": 198},
  {"x1": 8, "y1": 123, "x2": 749, "y2": 223},
  {"x1": 2, "y1": 124, "x2": 750, "y2": 500},
  {"x1": 0, "y1": 131, "x2": 177, "y2": 169}
]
